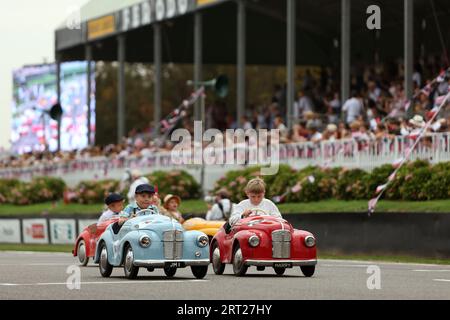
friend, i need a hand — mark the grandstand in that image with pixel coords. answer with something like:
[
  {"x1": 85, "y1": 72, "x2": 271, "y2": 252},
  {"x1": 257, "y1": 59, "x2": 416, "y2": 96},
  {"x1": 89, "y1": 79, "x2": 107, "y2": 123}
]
[
  {"x1": 3, "y1": 0, "x2": 450, "y2": 192},
  {"x1": 54, "y1": 0, "x2": 450, "y2": 141}
]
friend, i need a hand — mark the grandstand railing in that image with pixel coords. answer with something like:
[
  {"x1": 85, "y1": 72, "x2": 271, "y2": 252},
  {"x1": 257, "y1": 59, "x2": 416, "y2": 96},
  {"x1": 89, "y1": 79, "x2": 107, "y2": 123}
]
[{"x1": 1, "y1": 132, "x2": 450, "y2": 180}]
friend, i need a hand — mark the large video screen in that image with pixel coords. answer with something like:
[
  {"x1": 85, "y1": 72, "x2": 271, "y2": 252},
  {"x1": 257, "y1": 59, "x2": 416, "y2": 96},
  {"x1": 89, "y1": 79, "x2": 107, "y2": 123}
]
[{"x1": 11, "y1": 61, "x2": 96, "y2": 154}]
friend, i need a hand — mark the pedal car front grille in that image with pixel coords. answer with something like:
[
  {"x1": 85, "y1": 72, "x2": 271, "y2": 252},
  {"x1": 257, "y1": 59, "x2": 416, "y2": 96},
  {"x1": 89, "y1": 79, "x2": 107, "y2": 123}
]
[
  {"x1": 272, "y1": 230, "x2": 291, "y2": 259},
  {"x1": 163, "y1": 230, "x2": 183, "y2": 259}
]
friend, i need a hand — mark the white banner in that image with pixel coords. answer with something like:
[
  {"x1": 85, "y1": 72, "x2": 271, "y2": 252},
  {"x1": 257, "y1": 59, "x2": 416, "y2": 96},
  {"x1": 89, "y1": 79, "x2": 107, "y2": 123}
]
[
  {"x1": 22, "y1": 219, "x2": 49, "y2": 244},
  {"x1": 78, "y1": 219, "x2": 98, "y2": 236},
  {"x1": 0, "y1": 219, "x2": 21, "y2": 243},
  {"x1": 49, "y1": 219, "x2": 76, "y2": 244}
]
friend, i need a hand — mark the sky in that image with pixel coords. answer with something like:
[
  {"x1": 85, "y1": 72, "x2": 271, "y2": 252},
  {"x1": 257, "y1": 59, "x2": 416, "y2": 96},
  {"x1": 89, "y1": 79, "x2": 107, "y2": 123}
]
[{"x1": 0, "y1": 0, "x2": 89, "y2": 151}]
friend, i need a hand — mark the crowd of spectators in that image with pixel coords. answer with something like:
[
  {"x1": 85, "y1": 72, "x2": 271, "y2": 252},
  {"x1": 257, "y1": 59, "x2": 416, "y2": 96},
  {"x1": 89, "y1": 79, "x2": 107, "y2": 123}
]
[{"x1": 2, "y1": 55, "x2": 450, "y2": 170}]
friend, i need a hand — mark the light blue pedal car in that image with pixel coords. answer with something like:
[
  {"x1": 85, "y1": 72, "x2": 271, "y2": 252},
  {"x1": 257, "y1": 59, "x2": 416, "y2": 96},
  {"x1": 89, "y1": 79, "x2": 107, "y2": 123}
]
[{"x1": 94, "y1": 209, "x2": 210, "y2": 279}]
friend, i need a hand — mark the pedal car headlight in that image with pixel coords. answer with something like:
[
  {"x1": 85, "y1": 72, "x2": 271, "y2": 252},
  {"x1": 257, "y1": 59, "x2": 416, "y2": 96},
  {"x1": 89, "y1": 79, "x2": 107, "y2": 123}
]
[
  {"x1": 197, "y1": 235, "x2": 209, "y2": 247},
  {"x1": 304, "y1": 235, "x2": 315, "y2": 248},
  {"x1": 139, "y1": 235, "x2": 151, "y2": 248},
  {"x1": 248, "y1": 235, "x2": 260, "y2": 247}
]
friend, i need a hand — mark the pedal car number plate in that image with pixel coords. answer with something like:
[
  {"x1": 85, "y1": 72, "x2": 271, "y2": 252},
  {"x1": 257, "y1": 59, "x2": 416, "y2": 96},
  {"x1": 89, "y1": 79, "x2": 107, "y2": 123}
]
[
  {"x1": 273, "y1": 262, "x2": 292, "y2": 268},
  {"x1": 165, "y1": 262, "x2": 185, "y2": 268}
]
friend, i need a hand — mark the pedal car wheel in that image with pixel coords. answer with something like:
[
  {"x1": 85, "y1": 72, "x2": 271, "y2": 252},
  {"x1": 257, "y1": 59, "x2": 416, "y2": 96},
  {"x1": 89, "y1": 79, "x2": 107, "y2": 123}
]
[
  {"x1": 77, "y1": 240, "x2": 89, "y2": 266},
  {"x1": 123, "y1": 245, "x2": 139, "y2": 279},
  {"x1": 300, "y1": 266, "x2": 315, "y2": 277},
  {"x1": 99, "y1": 243, "x2": 113, "y2": 277},
  {"x1": 274, "y1": 267, "x2": 286, "y2": 276},
  {"x1": 163, "y1": 266, "x2": 177, "y2": 277},
  {"x1": 191, "y1": 266, "x2": 208, "y2": 279},
  {"x1": 212, "y1": 242, "x2": 225, "y2": 275},
  {"x1": 232, "y1": 244, "x2": 248, "y2": 276}
]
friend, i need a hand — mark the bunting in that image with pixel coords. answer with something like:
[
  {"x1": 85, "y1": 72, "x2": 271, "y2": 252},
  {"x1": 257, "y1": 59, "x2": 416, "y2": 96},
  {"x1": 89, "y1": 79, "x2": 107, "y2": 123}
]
[{"x1": 368, "y1": 89, "x2": 450, "y2": 215}]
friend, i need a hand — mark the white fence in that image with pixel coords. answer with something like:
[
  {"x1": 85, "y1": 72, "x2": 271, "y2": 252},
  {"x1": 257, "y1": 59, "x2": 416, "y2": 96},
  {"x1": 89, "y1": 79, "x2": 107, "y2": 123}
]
[{"x1": 1, "y1": 132, "x2": 450, "y2": 190}]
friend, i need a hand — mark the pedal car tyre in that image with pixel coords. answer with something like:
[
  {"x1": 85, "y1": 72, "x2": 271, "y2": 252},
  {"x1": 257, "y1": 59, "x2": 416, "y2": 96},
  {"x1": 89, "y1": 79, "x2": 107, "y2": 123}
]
[
  {"x1": 300, "y1": 266, "x2": 315, "y2": 277},
  {"x1": 191, "y1": 266, "x2": 208, "y2": 279},
  {"x1": 77, "y1": 240, "x2": 89, "y2": 266},
  {"x1": 232, "y1": 244, "x2": 248, "y2": 276},
  {"x1": 212, "y1": 242, "x2": 225, "y2": 275},
  {"x1": 274, "y1": 267, "x2": 286, "y2": 276},
  {"x1": 99, "y1": 242, "x2": 113, "y2": 277},
  {"x1": 123, "y1": 245, "x2": 139, "y2": 279},
  {"x1": 164, "y1": 265, "x2": 177, "y2": 277}
]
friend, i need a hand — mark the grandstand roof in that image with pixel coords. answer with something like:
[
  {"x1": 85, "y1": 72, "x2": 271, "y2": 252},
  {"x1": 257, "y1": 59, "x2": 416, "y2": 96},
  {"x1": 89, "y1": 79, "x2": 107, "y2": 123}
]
[
  {"x1": 58, "y1": 0, "x2": 143, "y2": 28},
  {"x1": 55, "y1": 0, "x2": 450, "y2": 66}
]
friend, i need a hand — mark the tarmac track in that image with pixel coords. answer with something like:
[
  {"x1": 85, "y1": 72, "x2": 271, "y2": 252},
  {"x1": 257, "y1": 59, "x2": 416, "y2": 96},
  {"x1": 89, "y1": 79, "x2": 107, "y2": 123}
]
[{"x1": 0, "y1": 251, "x2": 449, "y2": 300}]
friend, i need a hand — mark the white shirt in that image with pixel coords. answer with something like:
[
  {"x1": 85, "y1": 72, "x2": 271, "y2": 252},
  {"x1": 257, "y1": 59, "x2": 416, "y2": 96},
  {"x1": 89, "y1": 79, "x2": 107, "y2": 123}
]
[
  {"x1": 98, "y1": 209, "x2": 119, "y2": 224},
  {"x1": 206, "y1": 199, "x2": 232, "y2": 221},
  {"x1": 342, "y1": 97, "x2": 363, "y2": 124},
  {"x1": 229, "y1": 198, "x2": 282, "y2": 226}
]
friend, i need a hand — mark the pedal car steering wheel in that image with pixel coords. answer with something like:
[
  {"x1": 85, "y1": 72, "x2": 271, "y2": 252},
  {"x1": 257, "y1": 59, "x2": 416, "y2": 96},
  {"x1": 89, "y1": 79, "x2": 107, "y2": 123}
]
[
  {"x1": 248, "y1": 208, "x2": 269, "y2": 217},
  {"x1": 135, "y1": 208, "x2": 158, "y2": 216}
]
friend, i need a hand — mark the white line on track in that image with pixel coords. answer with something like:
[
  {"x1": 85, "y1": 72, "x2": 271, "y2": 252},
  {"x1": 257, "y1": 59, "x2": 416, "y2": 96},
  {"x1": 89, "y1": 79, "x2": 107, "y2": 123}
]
[
  {"x1": 0, "y1": 279, "x2": 209, "y2": 287},
  {"x1": 0, "y1": 251, "x2": 69, "y2": 256},
  {"x1": 413, "y1": 270, "x2": 450, "y2": 272},
  {"x1": 433, "y1": 279, "x2": 450, "y2": 282},
  {"x1": 320, "y1": 264, "x2": 371, "y2": 268}
]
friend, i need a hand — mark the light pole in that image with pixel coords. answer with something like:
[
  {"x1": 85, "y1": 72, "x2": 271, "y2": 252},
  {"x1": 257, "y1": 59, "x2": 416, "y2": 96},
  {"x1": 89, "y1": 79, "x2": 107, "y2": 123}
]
[{"x1": 186, "y1": 75, "x2": 229, "y2": 196}]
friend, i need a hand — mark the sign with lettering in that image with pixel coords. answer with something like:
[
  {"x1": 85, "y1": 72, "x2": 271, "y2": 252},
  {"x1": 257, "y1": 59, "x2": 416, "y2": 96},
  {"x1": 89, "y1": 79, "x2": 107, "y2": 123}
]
[
  {"x1": 120, "y1": 0, "x2": 195, "y2": 32},
  {"x1": 88, "y1": 15, "x2": 116, "y2": 40},
  {"x1": 50, "y1": 219, "x2": 76, "y2": 244},
  {"x1": 0, "y1": 219, "x2": 21, "y2": 243},
  {"x1": 23, "y1": 219, "x2": 49, "y2": 244},
  {"x1": 197, "y1": 0, "x2": 218, "y2": 6}
]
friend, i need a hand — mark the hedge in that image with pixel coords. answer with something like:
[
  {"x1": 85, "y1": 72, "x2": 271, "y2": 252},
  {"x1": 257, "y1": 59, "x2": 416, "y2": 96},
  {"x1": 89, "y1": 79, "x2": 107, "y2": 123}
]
[
  {"x1": 213, "y1": 160, "x2": 450, "y2": 203},
  {"x1": 1, "y1": 161, "x2": 450, "y2": 204},
  {"x1": 0, "y1": 177, "x2": 66, "y2": 205}
]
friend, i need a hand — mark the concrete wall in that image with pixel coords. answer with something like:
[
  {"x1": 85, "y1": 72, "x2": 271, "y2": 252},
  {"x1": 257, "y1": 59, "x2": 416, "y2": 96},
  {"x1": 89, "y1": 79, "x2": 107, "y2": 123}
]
[{"x1": 287, "y1": 213, "x2": 450, "y2": 259}]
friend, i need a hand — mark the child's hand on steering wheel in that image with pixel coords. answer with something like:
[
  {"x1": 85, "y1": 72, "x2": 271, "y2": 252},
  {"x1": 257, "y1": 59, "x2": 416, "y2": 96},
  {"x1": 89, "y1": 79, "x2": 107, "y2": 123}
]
[
  {"x1": 242, "y1": 208, "x2": 269, "y2": 218},
  {"x1": 242, "y1": 209, "x2": 253, "y2": 218}
]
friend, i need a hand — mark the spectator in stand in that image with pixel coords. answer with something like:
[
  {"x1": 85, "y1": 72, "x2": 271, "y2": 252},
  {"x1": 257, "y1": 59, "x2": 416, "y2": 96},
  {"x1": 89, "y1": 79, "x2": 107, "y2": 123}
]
[
  {"x1": 342, "y1": 91, "x2": 364, "y2": 124},
  {"x1": 367, "y1": 80, "x2": 381, "y2": 103},
  {"x1": 240, "y1": 116, "x2": 253, "y2": 130},
  {"x1": 273, "y1": 116, "x2": 289, "y2": 143},
  {"x1": 294, "y1": 90, "x2": 314, "y2": 120},
  {"x1": 322, "y1": 123, "x2": 339, "y2": 142},
  {"x1": 326, "y1": 92, "x2": 341, "y2": 124},
  {"x1": 374, "y1": 123, "x2": 392, "y2": 140},
  {"x1": 307, "y1": 122, "x2": 323, "y2": 143},
  {"x1": 291, "y1": 120, "x2": 309, "y2": 142}
]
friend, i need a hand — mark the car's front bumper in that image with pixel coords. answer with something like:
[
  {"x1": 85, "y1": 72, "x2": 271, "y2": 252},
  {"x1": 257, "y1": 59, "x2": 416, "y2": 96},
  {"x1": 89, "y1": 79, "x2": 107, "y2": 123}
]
[
  {"x1": 133, "y1": 259, "x2": 210, "y2": 268},
  {"x1": 245, "y1": 259, "x2": 317, "y2": 267}
]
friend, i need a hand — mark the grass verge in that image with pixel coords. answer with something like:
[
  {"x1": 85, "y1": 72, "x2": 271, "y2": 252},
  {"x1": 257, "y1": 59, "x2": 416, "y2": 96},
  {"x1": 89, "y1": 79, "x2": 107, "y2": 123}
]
[
  {"x1": 0, "y1": 243, "x2": 73, "y2": 253},
  {"x1": 1, "y1": 199, "x2": 450, "y2": 217}
]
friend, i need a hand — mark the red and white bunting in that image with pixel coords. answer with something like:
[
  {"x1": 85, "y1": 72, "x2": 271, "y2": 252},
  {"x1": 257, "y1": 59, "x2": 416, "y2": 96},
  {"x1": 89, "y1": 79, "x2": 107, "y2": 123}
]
[
  {"x1": 368, "y1": 197, "x2": 379, "y2": 214},
  {"x1": 435, "y1": 95, "x2": 447, "y2": 106},
  {"x1": 404, "y1": 100, "x2": 411, "y2": 111},
  {"x1": 392, "y1": 157, "x2": 404, "y2": 168},
  {"x1": 388, "y1": 172, "x2": 396, "y2": 182},
  {"x1": 291, "y1": 183, "x2": 302, "y2": 193},
  {"x1": 376, "y1": 184, "x2": 388, "y2": 194}
]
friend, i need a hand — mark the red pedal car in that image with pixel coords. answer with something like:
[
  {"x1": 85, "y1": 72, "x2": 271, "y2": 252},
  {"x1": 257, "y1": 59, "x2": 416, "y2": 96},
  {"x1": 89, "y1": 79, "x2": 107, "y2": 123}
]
[
  {"x1": 210, "y1": 209, "x2": 317, "y2": 276},
  {"x1": 72, "y1": 217, "x2": 119, "y2": 266}
]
